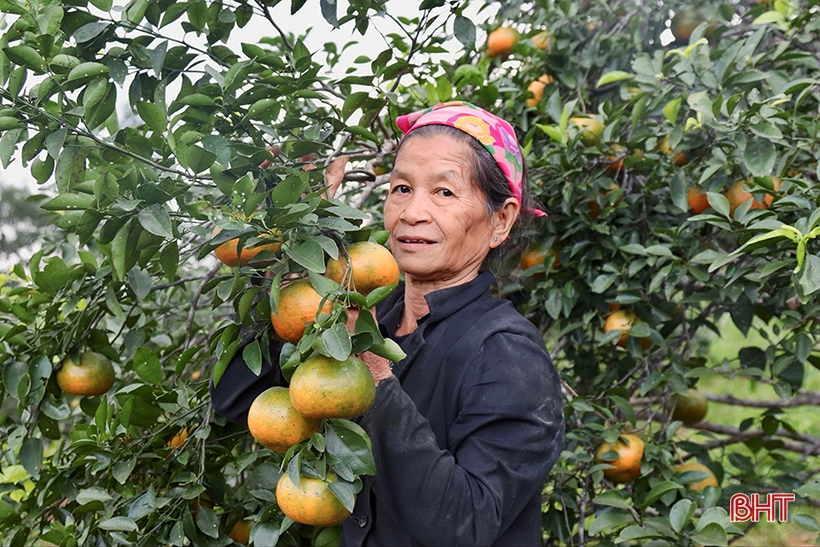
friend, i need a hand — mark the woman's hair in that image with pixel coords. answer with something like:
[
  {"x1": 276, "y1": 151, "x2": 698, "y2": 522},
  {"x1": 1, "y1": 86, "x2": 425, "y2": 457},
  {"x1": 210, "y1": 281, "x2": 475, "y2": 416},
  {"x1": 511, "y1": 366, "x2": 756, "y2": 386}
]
[{"x1": 396, "y1": 123, "x2": 540, "y2": 259}]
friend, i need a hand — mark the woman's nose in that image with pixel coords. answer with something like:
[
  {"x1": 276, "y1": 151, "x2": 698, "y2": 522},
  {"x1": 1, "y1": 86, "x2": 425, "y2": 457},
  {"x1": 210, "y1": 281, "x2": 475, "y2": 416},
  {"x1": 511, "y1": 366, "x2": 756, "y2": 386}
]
[{"x1": 399, "y1": 193, "x2": 432, "y2": 224}]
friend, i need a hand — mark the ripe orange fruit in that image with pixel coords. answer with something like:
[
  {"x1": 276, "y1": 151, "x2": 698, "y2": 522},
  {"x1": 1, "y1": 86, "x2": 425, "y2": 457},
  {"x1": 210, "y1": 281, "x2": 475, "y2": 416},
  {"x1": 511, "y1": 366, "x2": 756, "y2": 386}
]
[
  {"x1": 271, "y1": 279, "x2": 334, "y2": 344},
  {"x1": 532, "y1": 30, "x2": 554, "y2": 50},
  {"x1": 247, "y1": 387, "x2": 320, "y2": 453},
  {"x1": 657, "y1": 135, "x2": 690, "y2": 166},
  {"x1": 569, "y1": 117, "x2": 604, "y2": 146},
  {"x1": 588, "y1": 183, "x2": 620, "y2": 219},
  {"x1": 672, "y1": 390, "x2": 708, "y2": 424},
  {"x1": 289, "y1": 355, "x2": 376, "y2": 419},
  {"x1": 526, "y1": 74, "x2": 555, "y2": 107},
  {"x1": 213, "y1": 228, "x2": 282, "y2": 268},
  {"x1": 688, "y1": 187, "x2": 710, "y2": 214},
  {"x1": 674, "y1": 462, "x2": 718, "y2": 491},
  {"x1": 324, "y1": 241, "x2": 400, "y2": 296},
  {"x1": 486, "y1": 26, "x2": 520, "y2": 58},
  {"x1": 725, "y1": 177, "x2": 780, "y2": 215},
  {"x1": 520, "y1": 245, "x2": 560, "y2": 270},
  {"x1": 276, "y1": 473, "x2": 351, "y2": 527},
  {"x1": 604, "y1": 144, "x2": 627, "y2": 175},
  {"x1": 604, "y1": 310, "x2": 650, "y2": 348},
  {"x1": 228, "y1": 519, "x2": 253, "y2": 544},
  {"x1": 167, "y1": 427, "x2": 189, "y2": 448},
  {"x1": 56, "y1": 351, "x2": 115, "y2": 396},
  {"x1": 595, "y1": 433, "x2": 644, "y2": 484},
  {"x1": 670, "y1": 8, "x2": 706, "y2": 43}
]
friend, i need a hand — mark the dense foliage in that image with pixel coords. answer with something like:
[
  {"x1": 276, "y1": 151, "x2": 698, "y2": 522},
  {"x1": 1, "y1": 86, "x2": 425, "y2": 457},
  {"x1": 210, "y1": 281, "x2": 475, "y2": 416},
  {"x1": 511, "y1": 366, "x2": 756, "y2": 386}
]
[{"x1": 1, "y1": 0, "x2": 820, "y2": 544}]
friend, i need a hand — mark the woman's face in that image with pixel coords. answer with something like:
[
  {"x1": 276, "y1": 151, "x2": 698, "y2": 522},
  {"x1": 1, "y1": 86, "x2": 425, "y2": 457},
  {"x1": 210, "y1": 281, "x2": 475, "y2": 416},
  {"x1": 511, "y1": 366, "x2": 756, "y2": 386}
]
[{"x1": 384, "y1": 133, "x2": 509, "y2": 286}]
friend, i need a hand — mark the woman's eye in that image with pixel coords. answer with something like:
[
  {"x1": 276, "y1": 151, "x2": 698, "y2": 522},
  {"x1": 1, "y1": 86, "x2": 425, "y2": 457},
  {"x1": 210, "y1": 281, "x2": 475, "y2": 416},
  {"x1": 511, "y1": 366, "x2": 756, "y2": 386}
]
[
  {"x1": 438, "y1": 188, "x2": 454, "y2": 197},
  {"x1": 392, "y1": 184, "x2": 411, "y2": 194}
]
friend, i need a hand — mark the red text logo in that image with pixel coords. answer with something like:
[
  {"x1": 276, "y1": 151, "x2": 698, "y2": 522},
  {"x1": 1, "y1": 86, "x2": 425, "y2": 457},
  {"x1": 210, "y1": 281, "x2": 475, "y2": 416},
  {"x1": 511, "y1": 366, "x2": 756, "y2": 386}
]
[{"x1": 730, "y1": 493, "x2": 795, "y2": 522}]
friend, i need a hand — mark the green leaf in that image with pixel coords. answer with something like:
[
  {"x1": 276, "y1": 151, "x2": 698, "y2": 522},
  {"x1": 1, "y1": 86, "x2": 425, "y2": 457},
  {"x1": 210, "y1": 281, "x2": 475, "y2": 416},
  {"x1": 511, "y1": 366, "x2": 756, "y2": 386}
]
[
  {"x1": 328, "y1": 481, "x2": 356, "y2": 512},
  {"x1": 670, "y1": 499, "x2": 695, "y2": 533},
  {"x1": 133, "y1": 347, "x2": 163, "y2": 384},
  {"x1": 796, "y1": 254, "x2": 820, "y2": 297},
  {"x1": 186, "y1": 145, "x2": 216, "y2": 174},
  {"x1": 743, "y1": 138, "x2": 776, "y2": 177},
  {"x1": 593, "y1": 490, "x2": 633, "y2": 510},
  {"x1": 196, "y1": 505, "x2": 219, "y2": 538},
  {"x1": 250, "y1": 521, "x2": 280, "y2": 547},
  {"x1": 242, "y1": 340, "x2": 262, "y2": 376},
  {"x1": 324, "y1": 422, "x2": 376, "y2": 476},
  {"x1": 706, "y1": 193, "x2": 730, "y2": 218},
  {"x1": 77, "y1": 487, "x2": 113, "y2": 505},
  {"x1": 160, "y1": 241, "x2": 179, "y2": 282},
  {"x1": 285, "y1": 239, "x2": 325, "y2": 273},
  {"x1": 793, "y1": 514, "x2": 820, "y2": 532},
  {"x1": 2, "y1": 45, "x2": 47, "y2": 73},
  {"x1": 365, "y1": 284, "x2": 397, "y2": 308},
  {"x1": 66, "y1": 62, "x2": 109, "y2": 82},
  {"x1": 322, "y1": 323, "x2": 352, "y2": 361},
  {"x1": 319, "y1": 0, "x2": 338, "y2": 27},
  {"x1": 347, "y1": 125, "x2": 379, "y2": 144},
  {"x1": 112, "y1": 458, "x2": 136, "y2": 484},
  {"x1": 641, "y1": 481, "x2": 683, "y2": 507},
  {"x1": 126, "y1": 267, "x2": 152, "y2": 302},
  {"x1": 19, "y1": 438, "x2": 43, "y2": 479},
  {"x1": 690, "y1": 522, "x2": 728, "y2": 546},
  {"x1": 99, "y1": 516, "x2": 138, "y2": 532},
  {"x1": 589, "y1": 512, "x2": 634, "y2": 536},
  {"x1": 368, "y1": 338, "x2": 406, "y2": 362},
  {"x1": 663, "y1": 97, "x2": 681, "y2": 124},
  {"x1": 596, "y1": 71, "x2": 633, "y2": 87},
  {"x1": 136, "y1": 102, "x2": 166, "y2": 134},
  {"x1": 138, "y1": 204, "x2": 173, "y2": 238},
  {"x1": 41, "y1": 193, "x2": 95, "y2": 211},
  {"x1": 454, "y1": 15, "x2": 476, "y2": 49}
]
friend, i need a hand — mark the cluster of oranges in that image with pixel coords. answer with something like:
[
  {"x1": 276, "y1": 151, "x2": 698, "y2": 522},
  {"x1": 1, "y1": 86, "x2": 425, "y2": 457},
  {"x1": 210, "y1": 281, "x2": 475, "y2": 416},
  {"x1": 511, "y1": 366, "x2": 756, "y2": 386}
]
[
  {"x1": 595, "y1": 390, "x2": 716, "y2": 490},
  {"x1": 233, "y1": 240, "x2": 399, "y2": 527}
]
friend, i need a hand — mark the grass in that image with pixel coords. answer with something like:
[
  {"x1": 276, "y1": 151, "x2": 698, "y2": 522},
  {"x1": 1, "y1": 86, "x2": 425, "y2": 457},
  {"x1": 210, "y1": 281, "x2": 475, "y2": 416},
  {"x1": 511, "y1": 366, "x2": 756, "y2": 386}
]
[{"x1": 689, "y1": 316, "x2": 820, "y2": 546}]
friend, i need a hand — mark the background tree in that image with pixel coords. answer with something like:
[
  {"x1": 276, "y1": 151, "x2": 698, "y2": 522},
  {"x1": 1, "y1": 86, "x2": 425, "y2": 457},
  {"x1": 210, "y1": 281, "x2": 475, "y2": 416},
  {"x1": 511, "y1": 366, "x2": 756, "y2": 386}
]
[{"x1": 1, "y1": 0, "x2": 820, "y2": 545}]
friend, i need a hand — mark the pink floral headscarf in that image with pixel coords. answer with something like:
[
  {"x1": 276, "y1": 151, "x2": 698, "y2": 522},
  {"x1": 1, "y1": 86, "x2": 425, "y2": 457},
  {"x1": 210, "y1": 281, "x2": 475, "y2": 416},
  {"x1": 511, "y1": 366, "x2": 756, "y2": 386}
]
[{"x1": 396, "y1": 101, "x2": 547, "y2": 217}]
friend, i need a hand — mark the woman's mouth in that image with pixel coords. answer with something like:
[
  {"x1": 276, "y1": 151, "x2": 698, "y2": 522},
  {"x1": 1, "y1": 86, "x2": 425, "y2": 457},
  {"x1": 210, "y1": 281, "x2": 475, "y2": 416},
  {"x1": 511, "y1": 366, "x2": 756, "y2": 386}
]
[{"x1": 396, "y1": 236, "x2": 436, "y2": 247}]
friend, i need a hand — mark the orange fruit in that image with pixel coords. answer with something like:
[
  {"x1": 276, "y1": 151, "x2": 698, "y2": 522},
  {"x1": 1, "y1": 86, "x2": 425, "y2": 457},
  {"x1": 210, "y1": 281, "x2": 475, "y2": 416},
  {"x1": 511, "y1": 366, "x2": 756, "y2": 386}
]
[
  {"x1": 228, "y1": 519, "x2": 253, "y2": 544},
  {"x1": 687, "y1": 187, "x2": 710, "y2": 214},
  {"x1": 213, "y1": 229, "x2": 282, "y2": 268},
  {"x1": 247, "y1": 387, "x2": 320, "y2": 453},
  {"x1": 604, "y1": 144, "x2": 626, "y2": 175},
  {"x1": 670, "y1": 8, "x2": 706, "y2": 43},
  {"x1": 657, "y1": 135, "x2": 690, "y2": 166},
  {"x1": 271, "y1": 279, "x2": 334, "y2": 344},
  {"x1": 725, "y1": 177, "x2": 780, "y2": 215},
  {"x1": 588, "y1": 183, "x2": 620, "y2": 219},
  {"x1": 276, "y1": 473, "x2": 351, "y2": 527},
  {"x1": 604, "y1": 310, "x2": 649, "y2": 348},
  {"x1": 520, "y1": 245, "x2": 560, "y2": 270},
  {"x1": 531, "y1": 30, "x2": 554, "y2": 51},
  {"x1": 324, "y1": 241, "x2": 400, "y2": 296},
  {"x1": 526, "y1": 74, "x2": 555, "y2": 107},
  {"x1": 595, "y1": 433, "x2": 644, "y2": 484},
  {"x1": 672, "y1": 390, "x2": 708, "y2": 424},
  {"x1": 486, "y1": 26, "x2": 520, "y2": 58},
  {"x1": 56, "y1": 351, "x2": 115, "y2": 396},
  {"x1": 674, "y1": 462, "x2": 718, "y2": 491},
  {"x1": 569, "y1": 117, "x2": 604, "y2": 146},
  {"x1": 167, "y1": 427, "x2": 189, "y2": 448},
  {"x1": 289, "y1": 355, "x2": 376, "y2": 419}
]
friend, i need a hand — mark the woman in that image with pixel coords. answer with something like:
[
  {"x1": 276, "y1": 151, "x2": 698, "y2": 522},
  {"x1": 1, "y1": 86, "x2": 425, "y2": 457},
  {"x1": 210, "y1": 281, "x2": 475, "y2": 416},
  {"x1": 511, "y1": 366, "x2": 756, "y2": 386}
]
[{"x1": 211, "y1": 102, "x2": 565, "y2": 546}]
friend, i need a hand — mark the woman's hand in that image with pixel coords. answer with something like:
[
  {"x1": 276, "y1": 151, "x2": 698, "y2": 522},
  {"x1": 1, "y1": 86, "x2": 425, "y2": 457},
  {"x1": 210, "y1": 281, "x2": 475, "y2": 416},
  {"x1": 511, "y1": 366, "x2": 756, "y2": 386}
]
[{"x1": 346, "y1": 307, "x2": 394, "y2": 386}]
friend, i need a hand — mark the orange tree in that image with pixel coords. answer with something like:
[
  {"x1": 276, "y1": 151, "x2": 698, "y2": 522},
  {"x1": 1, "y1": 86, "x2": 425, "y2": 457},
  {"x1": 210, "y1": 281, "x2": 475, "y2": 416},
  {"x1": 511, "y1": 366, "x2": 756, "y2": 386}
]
[{"x1": 2, "y1": 0, "x2": 820, "y2": 545}]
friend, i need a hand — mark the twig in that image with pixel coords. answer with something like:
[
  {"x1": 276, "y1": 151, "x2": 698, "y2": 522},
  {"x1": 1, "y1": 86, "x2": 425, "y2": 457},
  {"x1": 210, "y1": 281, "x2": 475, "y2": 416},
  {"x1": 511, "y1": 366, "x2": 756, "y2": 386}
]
[
  {"x1": 702, "y1": 392, "x2": 820, "y2": 408},
  {"x1": 149, "y1": 275, "x2": 207, "y2": 293},
  {"x1": 184, "y1": 263, "x2": 222, "y2": 350}
]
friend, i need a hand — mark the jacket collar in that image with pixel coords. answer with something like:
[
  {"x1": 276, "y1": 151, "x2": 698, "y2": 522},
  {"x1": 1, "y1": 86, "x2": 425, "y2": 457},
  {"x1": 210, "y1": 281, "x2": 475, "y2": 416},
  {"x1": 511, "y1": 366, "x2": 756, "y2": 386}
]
[{"x1": 378, "y1": 271, "x2": 496, "y2": 337}]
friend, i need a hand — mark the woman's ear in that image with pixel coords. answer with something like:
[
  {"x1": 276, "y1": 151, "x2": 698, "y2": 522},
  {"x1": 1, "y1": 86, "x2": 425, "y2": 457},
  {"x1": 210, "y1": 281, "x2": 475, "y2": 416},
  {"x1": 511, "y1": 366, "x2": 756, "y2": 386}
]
[{"x1": 489, "y1": 198, "x2": 520, "y2": 248}]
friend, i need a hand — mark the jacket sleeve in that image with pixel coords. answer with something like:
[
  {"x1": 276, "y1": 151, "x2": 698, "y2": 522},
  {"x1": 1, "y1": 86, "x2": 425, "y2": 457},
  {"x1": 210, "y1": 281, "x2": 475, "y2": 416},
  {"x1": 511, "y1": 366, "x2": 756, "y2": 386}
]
[
  {"x1": 209, "y1": 333, "x2": 286, "y2": 426},
  {"x1": 359, "y1": 332, "x2": 565, "y2": 546}
]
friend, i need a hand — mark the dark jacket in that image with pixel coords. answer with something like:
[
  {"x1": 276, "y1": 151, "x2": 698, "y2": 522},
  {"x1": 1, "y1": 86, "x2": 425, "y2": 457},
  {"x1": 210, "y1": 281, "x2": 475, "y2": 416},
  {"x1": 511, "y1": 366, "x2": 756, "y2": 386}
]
[{"x1": 210, "y1": 272, "x2": 564, "y2": 546}]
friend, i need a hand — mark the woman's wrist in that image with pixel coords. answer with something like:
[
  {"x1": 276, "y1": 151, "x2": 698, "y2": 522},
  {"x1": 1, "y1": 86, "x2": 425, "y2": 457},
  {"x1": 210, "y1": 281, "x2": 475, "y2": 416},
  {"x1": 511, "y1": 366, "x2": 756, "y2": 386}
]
[{"x1": 359, "y1": 351, "x2": 394, "y2": 386}]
